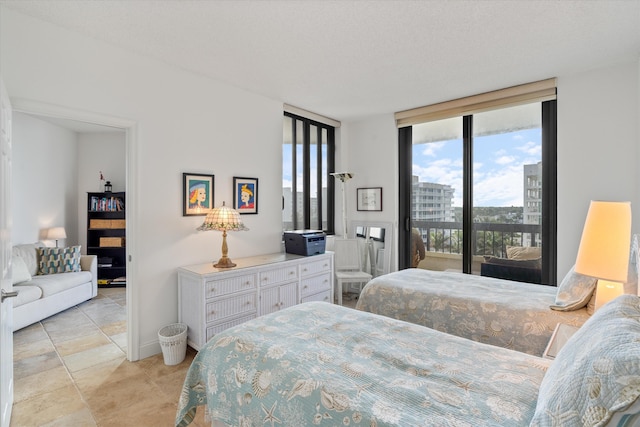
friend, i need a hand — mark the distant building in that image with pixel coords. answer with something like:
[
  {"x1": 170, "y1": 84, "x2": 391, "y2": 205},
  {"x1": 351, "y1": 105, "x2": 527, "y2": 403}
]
[
  {"x1": 411, "y1": 176, "x2": 455, "y2": 222},
  {"x1": 523, "y1": 162, "x2": 542, "y2": 225},
  {"x1": 523, "y1": 161, "x2": 542, "y2": 246}
]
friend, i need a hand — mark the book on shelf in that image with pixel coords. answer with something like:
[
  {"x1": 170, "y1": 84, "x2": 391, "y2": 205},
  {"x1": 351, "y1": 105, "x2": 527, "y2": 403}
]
[
  {"x1": 111, "y1": 276, "x2": 127, "y2": 284},
  {"x1": 90, "y1": 195, "x2": 125, "y2": 212},
  {"x1": 98, "y1": 263, "x2": 113, "y2": 268}
]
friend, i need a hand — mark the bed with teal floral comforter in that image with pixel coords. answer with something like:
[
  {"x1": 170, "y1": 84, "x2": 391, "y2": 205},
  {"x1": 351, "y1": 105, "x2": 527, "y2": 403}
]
[
  {"x1": 176, "y1": 301, "x2": 551, "y2": 427},
  {"x1": 355, "y1": 268, "x2": 591, "y2": 356}
]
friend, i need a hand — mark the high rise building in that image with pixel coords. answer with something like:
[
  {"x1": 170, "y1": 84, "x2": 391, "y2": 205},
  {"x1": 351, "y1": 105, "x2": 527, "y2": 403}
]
[{"x1": 411, "y1": 176, "x2": 455, "y2": 222}]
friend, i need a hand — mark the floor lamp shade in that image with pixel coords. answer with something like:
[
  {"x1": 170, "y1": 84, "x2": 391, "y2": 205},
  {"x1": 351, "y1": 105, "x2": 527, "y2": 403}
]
[{"x1": 575, "y1": 201, "x2": 631, "y2": 283}]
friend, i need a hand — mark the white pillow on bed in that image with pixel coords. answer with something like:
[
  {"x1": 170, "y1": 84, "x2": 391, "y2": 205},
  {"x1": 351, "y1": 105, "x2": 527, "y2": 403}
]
[
  {"x1": 550, "y1": 265, "x2": 597, "y2": 311},
  {"x1": 531, "y1": 294, "x2": 640, "y2": 427}
]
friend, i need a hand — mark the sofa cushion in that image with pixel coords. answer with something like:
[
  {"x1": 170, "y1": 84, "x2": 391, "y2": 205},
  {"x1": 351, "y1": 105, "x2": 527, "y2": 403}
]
[
  {"x1": 37, "y1": 246, "x2": 81, "y2": 275},
  {"x1": 506, "y1": 245, "x2": 541, "y2": 260},
  {"x1": 12, "y1": 284, "x2": 42, "y2": 308},
  {"x1": 483, "y1": 256, "x2": 541, "y2": 269},
  {"x1": 11, "y1": 255, "x2": 32, "y2": 284},
  {"x1": 12, "y1": 243, "x2": 43, "y2": 276},
  {"x1": 26, "y1": 271, "x2": 92, "y2": 298}
]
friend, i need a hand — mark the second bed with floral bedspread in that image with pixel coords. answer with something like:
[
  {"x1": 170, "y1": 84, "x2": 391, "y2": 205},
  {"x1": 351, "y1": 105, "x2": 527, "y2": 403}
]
[{"x1": 355, "y1": 268, "x2": 592, "y2": 356}]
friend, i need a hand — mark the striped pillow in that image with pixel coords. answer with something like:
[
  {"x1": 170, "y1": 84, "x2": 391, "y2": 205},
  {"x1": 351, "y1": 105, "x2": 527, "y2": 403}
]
[{"x1": 37, "y1": 246, "x2": 81, "y2": 275}]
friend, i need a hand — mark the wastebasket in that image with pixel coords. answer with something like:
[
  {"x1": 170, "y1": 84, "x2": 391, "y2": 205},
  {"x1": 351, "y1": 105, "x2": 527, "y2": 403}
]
[{"x1": 158, "y1": 323, "x2": 188, "y2": 365}]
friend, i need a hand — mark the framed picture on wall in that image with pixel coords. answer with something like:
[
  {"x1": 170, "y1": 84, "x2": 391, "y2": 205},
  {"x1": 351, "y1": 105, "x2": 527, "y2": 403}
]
[
  {"x1": 183, "y1": 173, "x2": 214, "y2": 216},
  {"x1": 357, "y1": 187, "x2": 382, "y2": 211},
  {"x1": 233, "y1": 177, "x2": 258, "y2": 214}
]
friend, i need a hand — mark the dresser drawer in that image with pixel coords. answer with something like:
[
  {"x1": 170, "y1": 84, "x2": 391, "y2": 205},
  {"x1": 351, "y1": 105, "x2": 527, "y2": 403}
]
[
  {"x1": 301, "y1": 289, "x2": 332, "y2": 304},
  {"x1": 205, "y1": 273, "x2": 256, "y2": 298},
  {"x1": 300, "y1": 273, "x2": 331, "y2": 298},
  {"x1": 206, "y1": 293, "x2": 256, "y2": 323},
  {"x1": 300, "y1": 258, "x2": 332, "y2": 277},
  {"x1": 259, "y1": 266, "x2": 298, "y2": 286},
  {"x1": 206, "y1": 314, "x2": 256, "y2": 341}
]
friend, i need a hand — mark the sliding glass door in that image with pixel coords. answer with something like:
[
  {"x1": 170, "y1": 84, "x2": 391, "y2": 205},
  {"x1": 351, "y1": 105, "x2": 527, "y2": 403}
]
[{"x1": 400, "y1": 100, "x2": 556, "y2": 284}]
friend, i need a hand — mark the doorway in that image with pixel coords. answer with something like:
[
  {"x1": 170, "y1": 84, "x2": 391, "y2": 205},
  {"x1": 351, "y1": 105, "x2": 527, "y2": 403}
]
[{"x1": 11, "y1": 100, "x2": 138, "y2": 361}]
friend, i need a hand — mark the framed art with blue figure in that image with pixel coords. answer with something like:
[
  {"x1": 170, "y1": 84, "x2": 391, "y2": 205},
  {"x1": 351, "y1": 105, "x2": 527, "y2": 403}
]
[
  {"x1": 183, "y1": 173, "x2": 214, "y2": 216},
  {"x1": 233, "y1": 177, "x2": 258, "y2": 214}
]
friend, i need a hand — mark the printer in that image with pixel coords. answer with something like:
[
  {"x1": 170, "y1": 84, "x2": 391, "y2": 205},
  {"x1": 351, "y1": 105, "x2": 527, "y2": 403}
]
[{"x1": 284, "y1": 230, "x2": 326, "y2": 256}]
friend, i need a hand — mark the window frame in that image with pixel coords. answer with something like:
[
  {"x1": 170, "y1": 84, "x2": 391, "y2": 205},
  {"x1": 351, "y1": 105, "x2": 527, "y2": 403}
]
[
  {"x1": 283, "y1": 112, "x2": 336, "y2": 233},
  {"x1": 399, "y1": 100, "x2": 557, "y2": 284}
]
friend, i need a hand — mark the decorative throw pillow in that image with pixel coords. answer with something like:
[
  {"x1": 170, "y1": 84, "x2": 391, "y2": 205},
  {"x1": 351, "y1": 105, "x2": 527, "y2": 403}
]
[
  {"x1": 530, "y1": 294, "x2": 640, "y2": 427},
  {"x1": 37, "y1": 246, "x2": 81, "y2": 275},
  {"x1": 550, "y1": 265, "x2": 597, "y2": 311},
  {"x1": 506, "y1": 245, "x2": 542, "y2": 260},
  {"x1": 11, "y1": 255, "x2": 32, "y2": 284}
]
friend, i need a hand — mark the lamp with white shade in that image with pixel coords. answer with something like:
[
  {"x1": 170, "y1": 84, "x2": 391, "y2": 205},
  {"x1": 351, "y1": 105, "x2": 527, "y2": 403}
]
[
  {"x1": 574, "y1": 200, "x2": 631, "y2": 311},
  {"x1": 46, "y1": 227, "x2": 67, "y2": 248},
  {"x1": 197, "y1": 202, "x2": 248, "y2": 268}
]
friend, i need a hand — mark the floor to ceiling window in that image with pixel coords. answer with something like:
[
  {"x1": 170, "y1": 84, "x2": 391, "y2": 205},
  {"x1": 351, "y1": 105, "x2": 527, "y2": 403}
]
[
  {"x1": 398, "y1": 80, "x2": 557, "y2": 284},
  {"x1": 283, "y1": 111, "x2": 335, "y2": 233}
]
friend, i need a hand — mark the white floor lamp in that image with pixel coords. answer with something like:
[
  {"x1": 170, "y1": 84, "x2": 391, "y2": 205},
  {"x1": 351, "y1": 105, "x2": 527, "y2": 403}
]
[{"x1": 331, "y1": 172, "x2": 354, "y2": 238}]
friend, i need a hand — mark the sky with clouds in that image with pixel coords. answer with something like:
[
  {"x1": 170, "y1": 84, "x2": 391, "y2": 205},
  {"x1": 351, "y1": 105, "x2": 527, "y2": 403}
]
[
  {"x1": 413, "y1": 127, "x2": 541, "y2": 207},
  {"x1": 282, "y1": 125, "x2": 541, "y2": 207}
]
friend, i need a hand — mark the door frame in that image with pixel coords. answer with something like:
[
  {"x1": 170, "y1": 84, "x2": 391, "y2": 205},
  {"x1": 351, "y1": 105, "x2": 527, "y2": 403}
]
[{"x1": 11, "y1": 98, "x2": 140, "y2": 361}]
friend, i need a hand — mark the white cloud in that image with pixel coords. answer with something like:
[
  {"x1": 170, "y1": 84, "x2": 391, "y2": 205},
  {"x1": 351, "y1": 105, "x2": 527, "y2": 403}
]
[
  {"x1": 495, "y1": 155, "x2": 515, "y2": 165},
  {"x1": 474, "y1": 164, "x2": 523, "y2": 206},
  {"x1": 420, "y1": 141, "x2": 447, "y2": 157},
  {"x1": 518, "y1": 141, "x2": 541, "y2": 156}
]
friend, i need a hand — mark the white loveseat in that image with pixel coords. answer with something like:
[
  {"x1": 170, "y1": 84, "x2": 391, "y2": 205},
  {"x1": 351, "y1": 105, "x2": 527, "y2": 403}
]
[{"x1": 11, "y1": 242, "x2": 97, "y2": 331}]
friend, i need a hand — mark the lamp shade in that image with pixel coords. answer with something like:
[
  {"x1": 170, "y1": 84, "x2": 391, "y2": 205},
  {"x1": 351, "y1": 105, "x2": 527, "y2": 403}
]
[
  {"x1": 575, "y1": 201, "x2": 631, "y2": 283},
  {"x1": 197, "y1": 202, "x2": 248, "y2": 232},
  {"x1": 46, "y1": 227, "x2": 67, "y2": 240}
]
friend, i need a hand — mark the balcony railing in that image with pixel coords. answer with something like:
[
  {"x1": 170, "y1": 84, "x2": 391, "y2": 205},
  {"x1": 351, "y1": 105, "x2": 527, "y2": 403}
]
[{"x1": 414, "y1": 220, "x2": 541, "y2": 258}]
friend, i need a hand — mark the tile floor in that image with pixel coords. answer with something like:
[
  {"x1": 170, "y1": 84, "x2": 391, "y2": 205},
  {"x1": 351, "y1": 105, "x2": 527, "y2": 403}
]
[
  {"x1": 12, "y1": 288, "x2": 360, "y2": 426},
  {"x1": 11, "y1": 287, "x2": 206, "y2": 426}
]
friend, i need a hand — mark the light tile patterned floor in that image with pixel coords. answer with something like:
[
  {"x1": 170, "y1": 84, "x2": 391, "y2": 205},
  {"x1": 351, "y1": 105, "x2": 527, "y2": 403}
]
[{"x1": 11, "y1": 287, "x2": 206, "y2": 426}]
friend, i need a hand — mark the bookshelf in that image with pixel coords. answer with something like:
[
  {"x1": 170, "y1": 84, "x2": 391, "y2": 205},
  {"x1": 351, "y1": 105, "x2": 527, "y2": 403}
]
[{"x1": 87, "y1": 192, "x2": 126, "y2": 287}]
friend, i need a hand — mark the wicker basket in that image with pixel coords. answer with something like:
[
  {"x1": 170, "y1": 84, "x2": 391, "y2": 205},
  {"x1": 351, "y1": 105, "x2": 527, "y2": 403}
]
[{"x1": 158, "y1": 323, "x2": 188, "y2": 365}]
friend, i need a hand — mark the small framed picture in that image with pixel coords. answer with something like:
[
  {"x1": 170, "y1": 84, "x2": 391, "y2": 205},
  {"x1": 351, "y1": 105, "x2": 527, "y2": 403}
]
[
  {"x1": 183, "y1": 173, "x2": 215, "y2": 216},
  {"x1": 357, "y1": 187, "x2": 382, "y2": 211},
  {"x1": 233, "y1": 177, "x2": 258, "y2": 214}
]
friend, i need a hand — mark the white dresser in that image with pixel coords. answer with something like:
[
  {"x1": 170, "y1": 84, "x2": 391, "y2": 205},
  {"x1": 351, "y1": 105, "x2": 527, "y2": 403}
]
[{"x1": 178, "y1": 252, "x2": 333, "y2": 350}]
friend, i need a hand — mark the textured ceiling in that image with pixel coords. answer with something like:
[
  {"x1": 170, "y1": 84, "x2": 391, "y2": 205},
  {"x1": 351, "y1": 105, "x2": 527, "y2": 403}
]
[{"x1": 3, "y1": 0, "x2": 640, "y2": 122}]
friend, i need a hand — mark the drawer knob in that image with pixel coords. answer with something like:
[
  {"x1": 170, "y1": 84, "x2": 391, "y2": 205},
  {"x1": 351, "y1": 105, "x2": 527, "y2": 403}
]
[
  {"x1": 289, "y1": 271, "x2": 295, "y2": 275},
  {"x1": 262, "y1": 277, "x2": 268, "y2": 281},
  {"x1": 303, "y1": 268, "x2": 308, "y2": 272},
  {"x1": 303, "y1": 285, "x2": 308, "y2": 289}
]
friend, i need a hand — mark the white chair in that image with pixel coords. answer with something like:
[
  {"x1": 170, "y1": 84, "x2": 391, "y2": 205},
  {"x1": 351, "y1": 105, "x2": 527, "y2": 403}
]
[{"x1": 334, "y1": 238, "x2": 372, "y2": 305}]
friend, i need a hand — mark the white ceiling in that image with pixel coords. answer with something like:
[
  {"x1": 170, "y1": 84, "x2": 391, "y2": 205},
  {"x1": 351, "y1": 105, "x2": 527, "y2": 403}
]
[{"x1": 3, "y1": 0, "x2": 640, "y2": 123}]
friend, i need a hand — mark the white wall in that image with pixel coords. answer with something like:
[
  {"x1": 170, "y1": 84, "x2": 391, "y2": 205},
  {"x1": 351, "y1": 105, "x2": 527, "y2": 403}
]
[
  {"x1": 341, "y1": 116, "x2": 398, "y2": 271},
  {"x1": 77, "y1": 132, "x2": 126, "y2": 252},
  {"x1": 2, "y1": 7, "x2": 284, "y2": 359},
  {"x1": 556, "y1": 61, "x2": 640, "y2": 277},
  {"x1": 11, "y1": 113, "x2": 79, "y2": 247}
]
